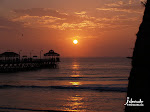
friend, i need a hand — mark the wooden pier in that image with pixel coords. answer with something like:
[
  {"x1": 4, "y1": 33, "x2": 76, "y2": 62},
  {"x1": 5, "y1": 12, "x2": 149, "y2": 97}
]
[{"x1": 0, "y1": 50, "x2": 60, "y2": 73}]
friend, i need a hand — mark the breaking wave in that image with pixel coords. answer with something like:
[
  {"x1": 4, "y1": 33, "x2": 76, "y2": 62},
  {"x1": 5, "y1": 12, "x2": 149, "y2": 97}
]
[{"x1": 0, "y1": 85, "x2": 127, "y2": 92}]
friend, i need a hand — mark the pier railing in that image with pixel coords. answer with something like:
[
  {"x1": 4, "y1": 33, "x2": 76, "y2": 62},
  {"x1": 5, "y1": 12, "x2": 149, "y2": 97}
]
[
  {"x1": 0, "y1": 58, "x2": 60, "y2": 64},
  {"x1": 0, "y1": 58, "x2": 60, "y2": 73}
]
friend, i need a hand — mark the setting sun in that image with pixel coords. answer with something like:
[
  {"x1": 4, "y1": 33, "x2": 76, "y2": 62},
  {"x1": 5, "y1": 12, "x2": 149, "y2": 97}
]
[{"x1": 73, "y1": 39, "x2": 78, "y2": 44}]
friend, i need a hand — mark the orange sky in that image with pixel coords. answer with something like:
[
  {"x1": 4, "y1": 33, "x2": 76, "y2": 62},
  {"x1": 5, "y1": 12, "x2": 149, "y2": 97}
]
[{"x1": 0, "y1": 0, "x2": 145, "y2": 57}]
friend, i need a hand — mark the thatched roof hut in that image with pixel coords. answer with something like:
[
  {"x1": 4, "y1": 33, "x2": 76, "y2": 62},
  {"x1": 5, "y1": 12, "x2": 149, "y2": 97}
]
[
  {"x1": 0, "y1": 52, "x2": 19, "y2": 58},
  {"x1": 44, "y1": 50, "x2": 60, "y2": 57}
]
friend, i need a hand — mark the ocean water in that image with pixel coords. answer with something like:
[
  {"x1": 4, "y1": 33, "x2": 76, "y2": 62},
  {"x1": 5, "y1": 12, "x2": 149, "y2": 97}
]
[{"x1": 0, "y1": 57, "x2": 131, "y2": 112}]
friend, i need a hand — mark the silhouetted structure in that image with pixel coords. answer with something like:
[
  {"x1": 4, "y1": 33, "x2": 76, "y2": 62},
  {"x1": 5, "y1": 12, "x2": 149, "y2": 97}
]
[
  {"x1": 0, "y1": 52, "x2": 20, "y2": 60},
  {"x1": 125, "y1": 0, "x2": 150, "y2": 111},
  {"x1": 0, "y1": 50, "x2": 60, "y2": 73},
  {"x1": 44, "y1": 50, "x2": 60, "y2": 62}
]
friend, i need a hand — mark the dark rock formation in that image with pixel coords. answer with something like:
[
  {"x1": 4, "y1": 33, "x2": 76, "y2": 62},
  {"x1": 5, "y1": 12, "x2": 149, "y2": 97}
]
[{"x1": 125, "y1": 0, "x2": 150, "y2": 111}]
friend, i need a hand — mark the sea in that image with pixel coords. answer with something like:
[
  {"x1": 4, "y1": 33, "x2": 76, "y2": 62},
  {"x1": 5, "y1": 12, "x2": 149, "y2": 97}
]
[{"x1": 0, "y1": 57, "x2": 131, "y2": 112}]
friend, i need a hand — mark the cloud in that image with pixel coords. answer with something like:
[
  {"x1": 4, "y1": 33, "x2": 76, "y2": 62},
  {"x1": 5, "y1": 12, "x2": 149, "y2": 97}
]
[
  {"x1": 11, "y1": 8, "x2": 105, "y2": 30},
  {"x1": 96, "y1": 7, "x2": 142, "y2": 14},
  {"x1": 74, "y1": 11, "x2": 87, "y2": 17},
  {"x1": 11, "y1": 8, "x2": 68, "y2": 28},
  {"x1": 97, "y1": 0, "x2": 144, "y2": 14},
  {"x1": 74, "y1": 11, "x2": 86, "y2": 15},
  {"x1": 51, "y1": 20, "x2": 100, "y2": 30},
  {"x1": 9, "y1": 5, "x2": 143, "y2": 32},
  {"x1": 12, "y1": 15, "x2": 65, "y2": 28},
  {"x1": 11, "y1": 8, "x2": 92, "y2": 30},
  {"x1": 13, "y1": 8, "x2": 68, "y2": 18}
]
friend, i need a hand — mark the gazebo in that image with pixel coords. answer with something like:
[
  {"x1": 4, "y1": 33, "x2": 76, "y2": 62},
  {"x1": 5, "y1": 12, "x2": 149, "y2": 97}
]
[
  {"x1": 44, "y1": 50, "x2": 60, "y2": 62},
  {"x1": 0, "y1": 52, "x2": 20, "y2": 62}
]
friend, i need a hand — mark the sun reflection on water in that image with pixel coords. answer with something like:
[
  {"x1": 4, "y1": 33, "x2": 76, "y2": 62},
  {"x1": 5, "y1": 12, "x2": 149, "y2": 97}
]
[
  {"x1": 70, "y1": 82, "x2": 81, "y2": 87},
  {"x1": 71, "y1": 74, "x2": 80, "y2": 77},
  {"x1": 71, "y1": 62, "x2": 81, "y2": 77},
  {"x1": 72, "y1": 64, "x2": 79, "y2": 70},
  {"x1": 62, "y1": 61, "x2": 86, "y2": 111},
  {"x1": 63, "y1": 95, "x2": 86, "y2": 112}
]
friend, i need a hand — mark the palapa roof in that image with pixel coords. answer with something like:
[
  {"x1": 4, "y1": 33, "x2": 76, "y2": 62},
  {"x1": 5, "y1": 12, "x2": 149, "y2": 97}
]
[
  {"x1": 44, "y1": 50, "x2": 60, "y2": 56},
  {"x1": 0, "y1": 52, "x2": 20, "y2": 57}
]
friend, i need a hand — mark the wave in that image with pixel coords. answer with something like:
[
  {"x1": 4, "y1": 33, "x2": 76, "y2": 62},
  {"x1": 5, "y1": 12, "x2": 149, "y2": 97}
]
[
  {"x1": 0, "y1": 85, "x2": 127, "y2": 92},
  {"x1": 0, "y1": 106, "x2": 68, "y2": 112},
  {"x1": 37, "y1": 76, "x2": 127, "y2": 81}
]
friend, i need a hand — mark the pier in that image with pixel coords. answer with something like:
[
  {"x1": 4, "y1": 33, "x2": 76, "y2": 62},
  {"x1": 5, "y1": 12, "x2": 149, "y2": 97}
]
[{"x1": 0, "y1": 50, "x2": 60, "y2": 73}]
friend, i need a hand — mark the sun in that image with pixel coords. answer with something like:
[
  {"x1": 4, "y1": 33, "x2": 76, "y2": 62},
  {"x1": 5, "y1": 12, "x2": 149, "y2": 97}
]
[{"x1": 73, "y1": 39, "x2": 78, "y2": 44}]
